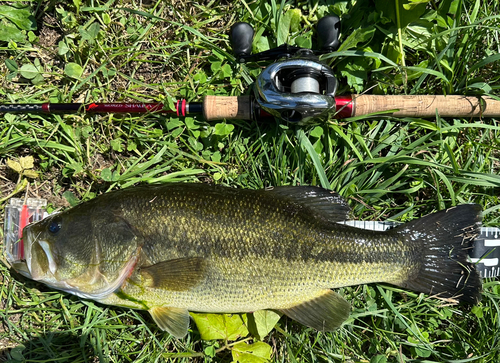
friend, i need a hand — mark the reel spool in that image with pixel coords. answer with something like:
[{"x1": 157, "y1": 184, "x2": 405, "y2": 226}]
[{"x1": 230, "y1": 16, "x2": 341, "y2": 124}]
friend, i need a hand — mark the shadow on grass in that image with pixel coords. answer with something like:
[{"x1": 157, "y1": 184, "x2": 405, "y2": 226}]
[{"x1": 0, "y1": 331, "x2": 104, "y2": 363}]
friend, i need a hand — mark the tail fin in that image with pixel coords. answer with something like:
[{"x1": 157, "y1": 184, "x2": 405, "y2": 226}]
[{"x1": 393, "y1": 204, "x2": 482, "y2": 304}]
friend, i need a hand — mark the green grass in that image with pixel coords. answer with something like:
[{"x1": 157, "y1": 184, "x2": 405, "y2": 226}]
[{"x1": 1, "y1": 0, "x2": 500, "y2": 362}]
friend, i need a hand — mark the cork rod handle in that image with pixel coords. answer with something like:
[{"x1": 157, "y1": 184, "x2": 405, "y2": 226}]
[
  {"x1": 351, "y1": 95, "x2": 500, "y2": 118},
  {"x1": 203, "y1": 95, "x2": 252, "y2": 121}
]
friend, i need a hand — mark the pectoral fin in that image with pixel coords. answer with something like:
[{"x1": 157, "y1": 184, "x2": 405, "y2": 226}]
[
  {"x1": 149, "y1": 306, "x2": 190, "y2": 338},
  {"x1": 279, "y1": 290, "x2": 350, "y2": 331},
  {"x1": 140, "y1": 257, "x2": 207, "y2": 291}
]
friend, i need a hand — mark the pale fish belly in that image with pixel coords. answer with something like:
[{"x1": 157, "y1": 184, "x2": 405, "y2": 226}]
[{"x1": 107, "y1": 255, "x2": 407, "y2": 312}]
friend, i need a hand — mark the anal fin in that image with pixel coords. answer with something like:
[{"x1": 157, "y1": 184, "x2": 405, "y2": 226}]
[
  {"x1": 149, "y1": 306, "x2": 190, "y2": 338},
  {"x1": 279, "y1": 290, "x2": 350, "y2": 332}
]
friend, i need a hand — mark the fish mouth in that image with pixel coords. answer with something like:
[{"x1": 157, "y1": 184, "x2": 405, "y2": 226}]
[
  {"x1": 7, "y1": 225, "x2": 57, "y2": 282},
  {"x1": 27, "y1": 239, "x2": 58, "y2": 281}
]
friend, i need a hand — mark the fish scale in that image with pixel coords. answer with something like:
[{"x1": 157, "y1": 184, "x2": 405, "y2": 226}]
[
  {"x1": 115, "y1": 191, "x2": 416, "y2": 311},
  {"x1": 18, "y1": 183, "x2": 482, "y2": 337}
]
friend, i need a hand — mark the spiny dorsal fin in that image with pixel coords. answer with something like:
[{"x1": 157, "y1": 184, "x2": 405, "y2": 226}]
[
  {"x1": 265, "y1": 186, "x2": 350, "y2": 222},
  {"x1": 279, "y1": 290, "x2": 350, "y2": 331},
  {"x1": 149, "y1": 306, "x2": 190, "y2": 338},
  {"x1": 140, "y1": 257, "x2": 207, "y2": 291}
]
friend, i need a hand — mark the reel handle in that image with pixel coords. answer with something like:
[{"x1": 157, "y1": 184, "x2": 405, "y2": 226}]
[
  {"x1": 230, "y1": 22, "x2": 254, "y2": 62},
  {"x1": 317, "y1": 15, "x2": 341, "y2": 51}
]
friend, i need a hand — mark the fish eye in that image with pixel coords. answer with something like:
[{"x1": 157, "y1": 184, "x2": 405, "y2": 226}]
[{"x1": 48, "y1": 220, "x2": 62, "y2": 234}]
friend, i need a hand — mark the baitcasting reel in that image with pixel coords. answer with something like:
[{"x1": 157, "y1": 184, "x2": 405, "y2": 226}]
[{"x1": 230, "y1": 16, "x2": 341, "y2": 124}]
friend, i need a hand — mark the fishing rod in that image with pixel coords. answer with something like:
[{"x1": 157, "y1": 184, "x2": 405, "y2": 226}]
[{"x1": 2, "y1": 16, "x2": 500, "y2": 124}]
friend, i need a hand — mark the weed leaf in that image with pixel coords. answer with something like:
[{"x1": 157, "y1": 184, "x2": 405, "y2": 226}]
[
  {"x1": 247, "y1": 310, "x2": 281, "y2": 340},
  {"x1": 64, "y1": 63, "x2": 83, "y2": 78},
  {"x1": 231, "y1": 341, "x2": 272, "y2": 363},
  {"x1": 0, "y1": 4, "x2": 36, "y2": 30},
  {"x1": 19, "y1": 64, "x2": 40, "y2": 80},
  {"x1": 190, "y1": 313, "x2": 249, "y2": 341}
]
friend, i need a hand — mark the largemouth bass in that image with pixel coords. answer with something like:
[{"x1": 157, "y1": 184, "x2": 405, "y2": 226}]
[{"x1": 9, "y1": 183, "x2": 482, "y2": 337}]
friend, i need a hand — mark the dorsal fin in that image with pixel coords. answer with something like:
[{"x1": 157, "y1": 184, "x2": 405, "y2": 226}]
[{"x1": 265, "y1": 186, "x2": 350, "y2": 222}]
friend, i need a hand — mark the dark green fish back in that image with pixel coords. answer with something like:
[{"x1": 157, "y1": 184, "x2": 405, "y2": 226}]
[{"x1": 92, "y1": 183, "x2": 419, "y2": 286}]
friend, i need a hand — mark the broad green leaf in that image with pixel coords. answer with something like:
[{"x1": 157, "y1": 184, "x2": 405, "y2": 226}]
[
  {"x1": 211, "y1": 61, "x2": 222, "y2": 73},
  {"x1": 341, "y1": 60, "x2": 369, "y2": 93},
  {"x1": 4, "y1": 113, "x2": 16, "y2": 123},
  {"x1": 375, "y1": 0, "x2": 427, "y2": 27},
  {"x1": 471, "y1": 305, "x2": 484, "y2": 319},
  {"x1": 111, "y1": 138, "x2": 123, "y2": 152},
  {"x1": 0, "y1": 19, "x2": 27, "y2": 42},
  {"x1": 8, "y1": 344, "x2": 25, "y2": 361},
  {"x1": 295, "y1": 35, "x2": 312, "y2": 49},
  {"x1": 62, "y1": 190, "x2": 80, "y2": 207},
  {"x1": 64, "y1": 62, "x2": 83, "y2": 78},
  {"x1": 204, "y1": 345, "x2": 216, "y2": 357},
  {"x1": 277, "y1": 9, "x2": 301, "y2": 45},
  {"x1": 403, "y1": 0, "x2": 431, "y2": 10},
  {"x1": 127, "y1": 141, "x2": 137, "y2": 152},
  {"x1": 5, "y1": 58, "x2": 18, "y2": 71},
  {"x1": 190, "y1": 313, "x2": 249, "y2": 341},
  {"x1": 0, "y1": 4, "x2": 36, "y2": 30},
  {"x1": 167, "y1": 119, "x2": 184, "y2": 130},
  {"x1": 188, "y1": 136, "x2": 203, "y2": 151},
  {"x1": 413, "y1": 345, "x2": 432, "y2": 358},
  {"x1": 193, "y1": 70, "x2": 207, "y2": 83},
  {"x1": 80, "y1": 22, "x2": 100, "y2": 42},
  {"x1": 254, "y1": 35, "x2": 270, "y2": 53},
  {"x1": 185, "y1": 117, "x2": 199, "y2": 130},
  {"x1": 466, "y1": 82, "x2": 493, "y2": 93},
  {"x1": 102, "y1": 13, "x2": 111, "y2": 25},
  {"x1": 27, "y1": 31, "x2": 36, "y2": 43},
  {"x1": 101, "y1": 168, "x2": 113, "y2": 182},
  {"x1": 248, "y1": 310, "x2": 282, "y2": 340},
  {"x1": 221, "y1": 63, "x2": 232, "y2": 78},
  {"x1": 338, "y1": 26, "x2": 375, "y2": 51},
  {"x1": 58, "y1": 40, "x2": 71, "y2": 55},
  {"x1": 231, "y1": 341, "x2": 272, "y2": 363},
  {"x1": 214, "y1": 123, "x2": 234, "y2": 136},
  {"x1": 289, "y1": 8, "x2": 302, "y2": 33},
  {"x1": 276, "y1": 11, "x2": 290, "y2": 46},
  {"x1": 65, "y1": 162, "x2": 84, "y2": 174},
  {"x1": 310, "y1": 126, "x2": 324, "y2": 138},
  {"x1": 20, "y1": 64, "x2": 40, "y2": 80},
  {"x1": 370, "y1": 355, "x2": 387, "y2": 363}
]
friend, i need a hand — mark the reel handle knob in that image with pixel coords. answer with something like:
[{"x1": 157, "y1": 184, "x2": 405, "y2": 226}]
[
  {"x1": 230, "y1": 22, "x2": 254, "y2": 62},
  {"x1": 317, "y1": 15, "x2": 340, "y2": 51}
]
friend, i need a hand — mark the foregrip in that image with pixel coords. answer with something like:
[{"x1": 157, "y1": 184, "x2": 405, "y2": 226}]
[{"x1": 203, "y1": 95, "x2": 253, "y2": 121}]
